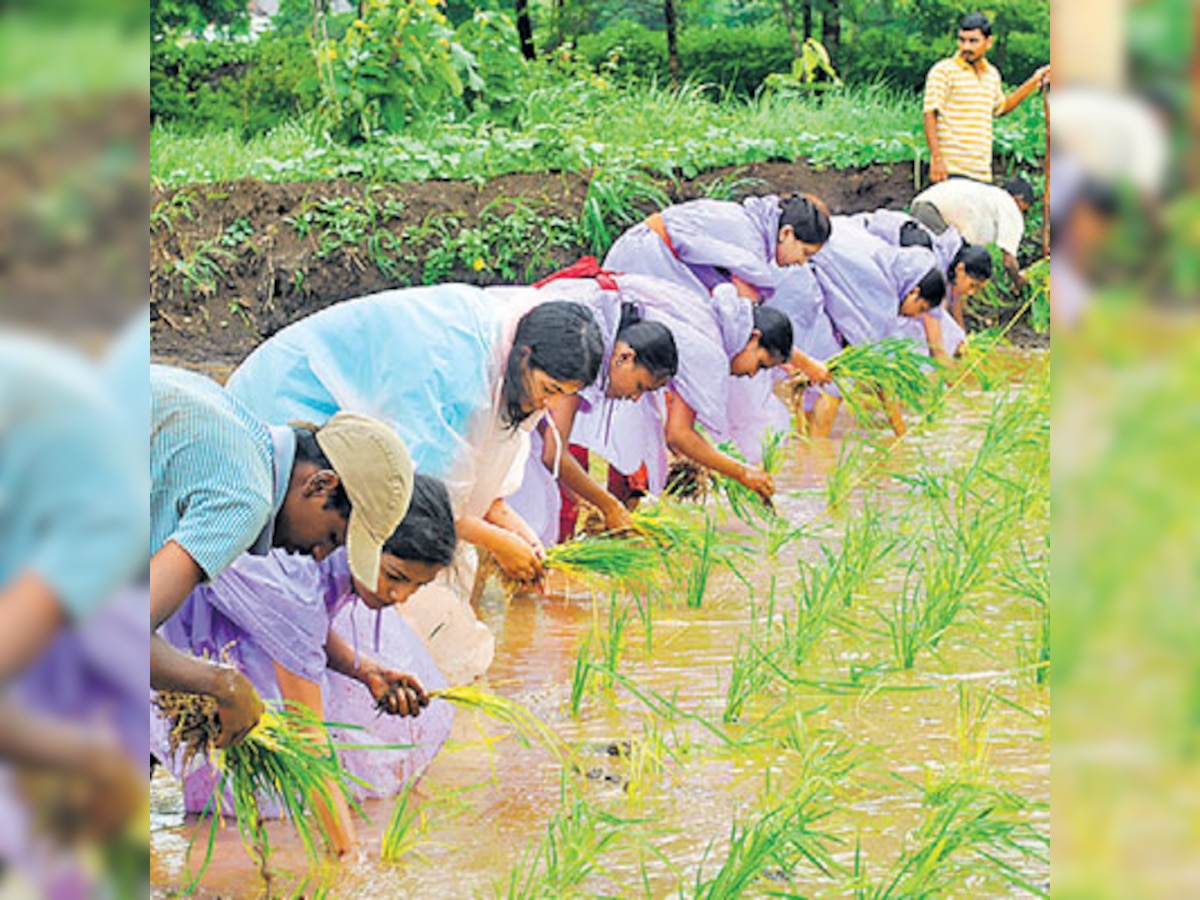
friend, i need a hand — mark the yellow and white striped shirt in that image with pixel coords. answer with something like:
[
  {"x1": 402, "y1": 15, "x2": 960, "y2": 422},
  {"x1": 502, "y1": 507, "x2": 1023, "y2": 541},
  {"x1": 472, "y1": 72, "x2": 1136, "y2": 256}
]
[{"x1": 923, "y1": 55, "x2": 1005, "y2": 183}]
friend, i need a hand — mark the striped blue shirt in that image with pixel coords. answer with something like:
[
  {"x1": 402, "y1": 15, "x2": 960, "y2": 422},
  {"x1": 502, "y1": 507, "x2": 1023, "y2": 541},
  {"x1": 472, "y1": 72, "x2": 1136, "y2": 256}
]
[
  {"x1": 151, "y1": 365, "x2": 292, "y2": 580},
  {"x1": 1, "y1": 334, "x2": 147, "y2": 617}
]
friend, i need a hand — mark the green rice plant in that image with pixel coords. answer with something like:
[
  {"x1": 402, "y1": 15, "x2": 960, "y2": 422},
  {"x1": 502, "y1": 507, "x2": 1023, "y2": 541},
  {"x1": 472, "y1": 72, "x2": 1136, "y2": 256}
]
[
  {"x1": 380, "y1": 779, "x2": 423, "y2": 863},
  {"x1": 852, "y1": 782, "x2": 1049, "y2": 899},
  {"x1": 543, "y1": 534, "x2": 663, "y2": 589},
  {"x1": 723, "y1": 635, "x2": 784, "y2": 723},
  {"x1": 176, "y1": 702, "x2": 361, "y2": 893},
  {"x1": 956, "y1": 327, "x2": 1012, "y2": 392},
  {"x1": 497, "y1": 792, "x2": 669, "y2": 899},
  {"x1": 880, "y1": 556, "x2": 926, "y2": 671},
  {"x1": 828, "y1": 337, "x2": 943, "y2": 423},
  {"x1": 684, "y1": 516, "x2": 718, "y2": 609},
  {"x1": 597, "y1": 596, "x2": 633, "y2": 690},
  {"x1": 568, "y1": 630, "x2": 594, "y2": 718},
  {"x1": 714, "y1": 430, "x2": 786, "y2": 524},
  {"x1": 1003, "y1": 544, "x2": 1050, "y2": 685},
  {"x1": 687, "y1": 786, "x2": 840, "y2": 899},
  {"x1": 429, "y1": 686, "x2": 565, "y2": 762},
  {"x1": 825, "y1": 436, "x2": 872, "y2": 510}
]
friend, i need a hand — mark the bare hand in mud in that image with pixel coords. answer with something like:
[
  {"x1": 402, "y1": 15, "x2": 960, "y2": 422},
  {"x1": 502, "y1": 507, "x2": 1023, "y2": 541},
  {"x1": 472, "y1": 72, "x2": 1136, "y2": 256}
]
[
  {"x1": 738, "y1": 466, "x2": 776, "y2": 505},
  {"x1": 367, "y1": 667, "x2": 428, "y2": 717},
  {"x1": 213, "y1": 667, "x2": 265, "y2": 748},
  {"x1": 492, "y1": 531, "x2": 545, "y2": 584}
]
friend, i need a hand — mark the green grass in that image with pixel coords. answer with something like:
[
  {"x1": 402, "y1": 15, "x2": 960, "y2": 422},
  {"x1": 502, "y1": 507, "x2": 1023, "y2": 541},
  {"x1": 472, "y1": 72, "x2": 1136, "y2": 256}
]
[{"x1": 151, "y1": 81, "x2": 1045, "y2": 187}]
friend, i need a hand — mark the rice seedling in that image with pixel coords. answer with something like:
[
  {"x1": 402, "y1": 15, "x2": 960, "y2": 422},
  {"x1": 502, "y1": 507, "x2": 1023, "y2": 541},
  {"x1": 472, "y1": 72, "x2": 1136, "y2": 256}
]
[
  {"x1": 686, "y1": 785, "x2": 840, "y2": 899},
  {"x1": 568, "y1": 630, "x2": 594, "y2": 719},
  {"x1": 597, "y1": 595, "x2": 633, "y2": 690},
  {"x1": 1003, "y1": 544, "x2": 1050, "y2": 685},
  {"x1": 713, "y1": 430, "x2": 786, "y2": 525},
  {"x1": 723, "y1": 635, "x2": 785, "y2": 723},
  {"x1": 153, "y1": 695, "x2": 362, "y2": 894},
  {"x1": 684, "y1": 516, "x2": 718, "y2": 609},
  {"x1": 428, "y1": 686, "x2": 566, "y2": 763},
  {"x1": 956, "y1": 328, "x2": 1012, "y2": 392},
  {"x1": 497, "y1": 793, "x2": 669, "y2": 899},
  {"x1": 541, "y1": 534, "x2": 663, "y2": 593},
  {"x1": 825, "y1": 436, "x2": 873, "y2": 509},
  {"x1": 852, "y1": 782, "x2": 1049, "y2": 899},
  {"x1": 827, "y1": 337, "x2": 943, "y2": 423}
]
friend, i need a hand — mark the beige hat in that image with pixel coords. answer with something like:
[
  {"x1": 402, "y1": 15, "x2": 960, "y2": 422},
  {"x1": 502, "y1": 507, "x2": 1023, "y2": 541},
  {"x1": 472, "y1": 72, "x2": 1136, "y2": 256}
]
[{"x1": 315, "y1": 411, "x2": 413, "y2": 589}]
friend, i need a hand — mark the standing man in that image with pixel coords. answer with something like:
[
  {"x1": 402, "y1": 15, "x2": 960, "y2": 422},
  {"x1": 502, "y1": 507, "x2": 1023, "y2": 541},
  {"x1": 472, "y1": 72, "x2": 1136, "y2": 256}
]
[
  {"x1": 923, "y1": 11, "x2": 1050, "y2": 183},
  {"x1": 910, "y1": 175, "x2": 1036, "y2": 288}
]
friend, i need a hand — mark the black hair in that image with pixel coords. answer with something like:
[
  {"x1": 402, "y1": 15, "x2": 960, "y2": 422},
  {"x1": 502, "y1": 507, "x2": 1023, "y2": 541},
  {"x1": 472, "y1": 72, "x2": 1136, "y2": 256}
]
[
  {"x1": 778, "y1": 194, "x2": 832, "y2": 245},
  {"x1": 501, "y1": 301, "x2": 604, "y2": 429},
  {"x1": 959, "y1": 12, "x2": 992, "y2": 36},
  {"x1": 949, "y1": 244, "x2": 994, "y2": 283},
  {"x1": 383, "y1": 473, "x2": 456, "y2": 567},
  {"x1": 751, "y1": 305, "x2": 794, "y2": 363},
  {"x1": 292, "y1": 423, "x2": 353, "y2": 518},
  {"x1": 915, "y1": 269, "x2": 947, "y2": 307},
  {"x1": 616, "y1": 302, "x2": 679, "y2": 381},
  {"x1": 1004, "y1": 176, "x2": 1035, "y2": 208},
  {"x1": 899, "y1": 220, "x2": 934, "y2": 250}
]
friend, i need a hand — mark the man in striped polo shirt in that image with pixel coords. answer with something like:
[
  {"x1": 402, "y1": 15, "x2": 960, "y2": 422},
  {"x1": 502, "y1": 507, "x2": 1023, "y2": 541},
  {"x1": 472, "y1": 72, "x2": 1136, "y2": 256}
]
[
  {"x1": 150, "y1": 365, "x2": 413, "y2": 747},
  {"x1": 923, "y1": 11, "x2": 1050, "y2": 183}
]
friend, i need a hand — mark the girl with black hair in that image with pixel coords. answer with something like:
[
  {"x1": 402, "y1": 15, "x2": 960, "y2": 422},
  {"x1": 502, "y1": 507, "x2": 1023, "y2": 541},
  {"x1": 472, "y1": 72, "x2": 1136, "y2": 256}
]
[
  {"x1": 504, "y1": 270, "x2": 794, "y2": 532},
  {"x1": 602, "y1": 192, "x2": 834, "y2": 387},
  {"x1": 227, "y1": 286, "x2": 604, "y2": 682},
  {"x1": 152, "y1": 473, "x2": 459, "y2": 855}
]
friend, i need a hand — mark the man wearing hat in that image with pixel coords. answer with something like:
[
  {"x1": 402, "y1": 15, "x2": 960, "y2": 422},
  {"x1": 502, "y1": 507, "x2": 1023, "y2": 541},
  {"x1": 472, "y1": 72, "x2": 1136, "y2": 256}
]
[{"x1": 150, "y1": 364, "x2": 413, "y2": 748}]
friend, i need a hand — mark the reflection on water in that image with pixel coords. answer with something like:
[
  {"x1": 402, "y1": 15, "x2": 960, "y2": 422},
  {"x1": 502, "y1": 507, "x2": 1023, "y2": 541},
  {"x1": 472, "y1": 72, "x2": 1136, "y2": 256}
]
[{"x1": 151, "y1": 351, "x2": 1049, "y2": 899}]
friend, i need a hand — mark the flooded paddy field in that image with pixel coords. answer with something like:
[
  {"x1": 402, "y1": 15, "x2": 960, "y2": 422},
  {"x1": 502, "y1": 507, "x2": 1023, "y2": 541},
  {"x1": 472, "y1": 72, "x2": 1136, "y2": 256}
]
[{"x1": 152, "y1": 351, "x2": 1049, "y2": 899}]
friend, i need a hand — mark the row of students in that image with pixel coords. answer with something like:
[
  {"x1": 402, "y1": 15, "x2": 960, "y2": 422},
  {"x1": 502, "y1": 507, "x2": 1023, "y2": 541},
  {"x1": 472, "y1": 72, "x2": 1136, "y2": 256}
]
[{"x1": 150, "y1": 184, "x2": 1027, "y2": 855}]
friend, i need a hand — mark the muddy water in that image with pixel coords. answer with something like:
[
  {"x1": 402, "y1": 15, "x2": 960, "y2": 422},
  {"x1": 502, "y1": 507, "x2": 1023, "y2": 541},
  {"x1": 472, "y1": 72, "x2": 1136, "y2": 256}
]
[{"x1": 151, "y1": 352, "x2": 1049, "y2": 899}]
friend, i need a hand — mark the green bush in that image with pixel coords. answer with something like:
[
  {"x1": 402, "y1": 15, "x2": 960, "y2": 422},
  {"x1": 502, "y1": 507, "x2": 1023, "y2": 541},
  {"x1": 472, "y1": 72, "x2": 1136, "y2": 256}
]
[{"x1": 151, "y1": 35, "x2": 320, "y2": 136}]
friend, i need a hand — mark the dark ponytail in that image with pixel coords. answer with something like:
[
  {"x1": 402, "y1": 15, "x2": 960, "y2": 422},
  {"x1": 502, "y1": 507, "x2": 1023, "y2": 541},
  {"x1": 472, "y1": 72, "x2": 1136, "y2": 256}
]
[
  {"x1": 752, "y1": 305, "x2": 794, "y2": 363},
  {"x1": 949, "y1": 244, "x2": 993, "y2": 283},
  {"x1": 501, "y1": 301, "x2": 604, "y2": 428},
  {"x1": 899, "y1": 220, "x2": 934, "y2": 250},
  {"x1": 383, "y1": 473, "x2": 456, "y2": 566},
  {"x1": 616, "y1": 303, "x2": 678, "y2": 381},
  {"x1": 778, "y1": 193, "x2": 832, "y2": 245},
  {"x1": 915, "y1": 269, "x2": 946, "y2": 307}
]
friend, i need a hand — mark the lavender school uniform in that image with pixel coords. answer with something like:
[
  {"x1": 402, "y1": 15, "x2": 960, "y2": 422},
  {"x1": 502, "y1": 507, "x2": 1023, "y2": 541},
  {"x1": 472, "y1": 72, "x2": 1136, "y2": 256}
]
[
  {"x1": 603, "y1": 196, "x2": 801, "y2": 457},
  {"x1": 839, "y1": 212, "x2": 967, "y2": 356},
  {"x1": 151, "y1": 548, "x2": 453, "y2": 813},
  {"x1": 505, "y1": 275, "x2": 752, "y2": 546}
]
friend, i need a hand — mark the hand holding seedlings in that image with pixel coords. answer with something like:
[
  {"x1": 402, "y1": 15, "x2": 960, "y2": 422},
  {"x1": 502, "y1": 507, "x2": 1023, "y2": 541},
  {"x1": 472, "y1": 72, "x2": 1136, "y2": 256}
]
[
  {"x1": 212, "y1": 665, "x2": 267, "y2": 749},
  {"x1": 367, "y1": 667, "x2": 429, "y2": 717},
  {"x1": 737, "y1": 465, "x2": 776, "y2": 507}
]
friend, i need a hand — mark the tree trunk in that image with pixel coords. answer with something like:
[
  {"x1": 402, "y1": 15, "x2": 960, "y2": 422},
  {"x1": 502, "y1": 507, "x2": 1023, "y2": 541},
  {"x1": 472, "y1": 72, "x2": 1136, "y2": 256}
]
[
  {"x1": 664, "y1": 0, "x2": 681, "y2": 86},
  {"x1": 821, "y1": 0, "x2": 840, "y2": 64},
  {"x1": 780, "y1": 0, "x2": 802, "y2": 59},
  {"x1": 515, "y1": 0, "x2": 535, "y2": 60},
  {"x1": 802, "y1": 0, "x2": 812, "y2": 40}
]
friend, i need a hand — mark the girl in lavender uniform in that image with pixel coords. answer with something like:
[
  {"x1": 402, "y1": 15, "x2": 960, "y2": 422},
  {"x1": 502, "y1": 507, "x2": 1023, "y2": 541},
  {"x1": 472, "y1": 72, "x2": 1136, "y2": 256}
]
[
  {"x1": 603, "y1": 194, "x2": 836, "y2": 458},
  {"x1": 151, "y1": 475, "x2": 457, "y2": 856},
  {"x1": 809, "y1": 219, "x2": 952, "y2": 435},
  {"x1": 529, "y1": 273, "x2": 793, "y2": 515},
  {"x1": 225, "y1": 287, "x2": 605, "y2": 683}
]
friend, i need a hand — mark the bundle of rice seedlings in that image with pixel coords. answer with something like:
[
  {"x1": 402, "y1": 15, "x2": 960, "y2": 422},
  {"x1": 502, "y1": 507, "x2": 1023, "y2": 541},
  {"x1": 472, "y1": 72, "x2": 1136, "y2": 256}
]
[
  {"x1": 543, "y1": 535, "x2": 664, "y2": 589},
  {"x1": 427, "y1": 685, "x2": 565, "y2": 761},
  {"x1": 827, "y1": 336, "x2": 942, "y2": 416},
  {"x1": 626, "y1": 502, "x2": 710, "y2": 553},
  {"x1": 154, "y1": 694, "x2": 358, "y2": 886},
  {"x1": 714, "y1": 432, "x2": 785, "y2": 523}
]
